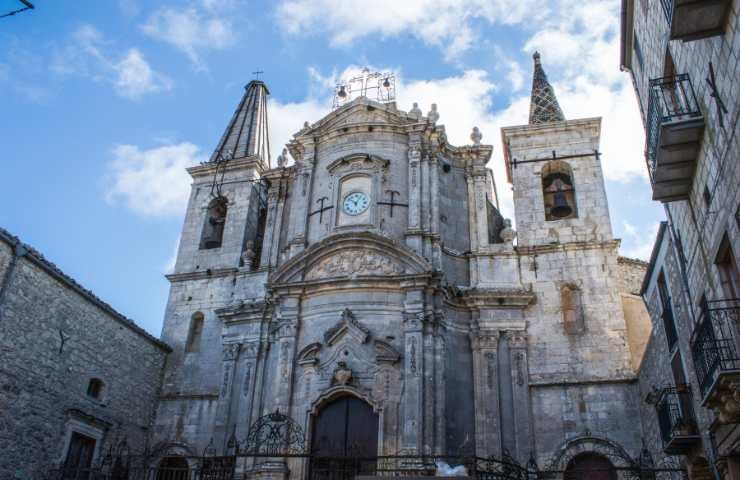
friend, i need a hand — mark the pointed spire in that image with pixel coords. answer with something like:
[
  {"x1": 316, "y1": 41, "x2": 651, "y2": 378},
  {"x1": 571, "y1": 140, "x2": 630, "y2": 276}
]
[
  {"x1": 528, "y1": 52, "x2": 565, "y2": 125},
  {"x1": 210, "y1": 80, "x2": 271, "y2": 166}
]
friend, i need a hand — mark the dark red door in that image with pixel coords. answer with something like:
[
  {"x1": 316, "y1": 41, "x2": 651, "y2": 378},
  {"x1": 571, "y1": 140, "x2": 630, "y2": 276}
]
[
  {"x1": 310, "y1": 396, "x2": 379, "y2": 480},
  {"x1": 564, "y1": 453, "x2": 617, "y2": 480}
]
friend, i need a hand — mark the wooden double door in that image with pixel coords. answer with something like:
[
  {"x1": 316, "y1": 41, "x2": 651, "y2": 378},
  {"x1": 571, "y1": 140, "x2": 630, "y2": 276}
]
[{"x1": 309, "y1": 396, "x2": 379, "y2": 480}]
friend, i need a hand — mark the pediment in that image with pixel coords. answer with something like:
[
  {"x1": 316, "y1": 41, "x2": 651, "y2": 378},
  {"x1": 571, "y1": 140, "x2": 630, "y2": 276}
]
[
  {"x1": 295, "y1": 98, "x2": 417, "y2": 138},
  {"x1": 268, "y1": 232, "x2": 432, "y2": 285}
]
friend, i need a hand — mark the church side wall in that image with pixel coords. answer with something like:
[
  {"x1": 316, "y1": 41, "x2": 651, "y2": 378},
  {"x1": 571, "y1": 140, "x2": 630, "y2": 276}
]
[
  {"x1": 438, "y1": 162, "x2": 471, "y2": 285},
  {"x1": 0, "y1": 240, "x2": 168, "y2": 479}
]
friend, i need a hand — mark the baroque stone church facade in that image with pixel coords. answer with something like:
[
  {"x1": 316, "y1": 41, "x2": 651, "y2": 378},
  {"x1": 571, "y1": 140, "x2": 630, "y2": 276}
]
[{"x1": 150, "y1": 53, "x2": 652, "y2": 476}]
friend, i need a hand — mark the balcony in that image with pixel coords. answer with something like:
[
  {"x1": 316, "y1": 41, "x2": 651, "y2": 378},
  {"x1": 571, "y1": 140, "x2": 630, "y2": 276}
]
[
  {"x1": 646, "y1": 74, "x2": 704, "y2": 202},
  {"x1": 691, "y1": 299, "x2": 740, "y2": 423},
  {"x1": 656, "y1": 386, "x2": 701, "y2": 454},
  {"x1": 660, "y1": 0, "x2": 731, "y2": 41}
]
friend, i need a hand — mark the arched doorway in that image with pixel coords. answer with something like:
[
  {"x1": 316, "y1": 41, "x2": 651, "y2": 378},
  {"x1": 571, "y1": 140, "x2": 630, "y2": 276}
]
[
  {"x1": 564, "y1": 453, "x2": 617, "y2": 480},
  {"x1": 310, "y1": 395, "x2": 379, "y2": 479},
  {"x1": 156, "y1": 456, "x2": 189, "y2": 480}
]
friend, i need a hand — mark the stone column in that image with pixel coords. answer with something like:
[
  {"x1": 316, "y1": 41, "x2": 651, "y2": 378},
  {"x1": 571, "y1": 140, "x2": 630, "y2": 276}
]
[
  {"x1": 470, "y1": 325, "x2": 501, "y2": 457},
  {"x1": 270, "y1": 297, "x2": 300, "y2": 414},
  {"x1": 234, "y1": 341, "x2": 260, "y2": 441},
  {"x1": 215, "y1": 342, "x2": 241, "y2": 448},
  {"x1": 508, "y1": 332, "x2": 533, "y2": 463},
  {"x1": 287, "y1": 141, "x2": 315, "y2": 258},
  {"x1": 429, "y1": 156, "x2": 441, "y2": 270},
  {"x1": 259, "y1": 178, "x2": 287, "y2": 269},
  {"x1": 434, "y1": 328, "x2": 446, "y2": 454},
  {"x1": 401, "y1": 287, "x2": 425, "y2": 453},
  {"x1": 465, "y1": 171, "x2": 479, "y2": 286},
  {"x1": 406, "y1": 136, "x2": 423, "y2": 255}
]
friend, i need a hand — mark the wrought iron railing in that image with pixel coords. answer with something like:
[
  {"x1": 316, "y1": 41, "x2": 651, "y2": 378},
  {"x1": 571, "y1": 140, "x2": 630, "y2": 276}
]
[
  {"x1": 660, "y1": 0, "x2": 674, "y2": 25},
  {"x1": 662, "y1": 299, "x2": 678, "y2": 351},
  {"x1": 646, "y1": 74, "x2": 702, "y2": 175},
  {"x1": 691, "y1": 299, "x2": 740, "y2": 398},
  {"x1": 655, "y1": 386, "x2": 697, "y2": 445}
]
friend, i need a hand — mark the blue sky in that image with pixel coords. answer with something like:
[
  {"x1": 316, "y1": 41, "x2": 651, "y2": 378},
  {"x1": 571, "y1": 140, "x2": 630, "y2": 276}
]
[{"x1": 0, "y1": 0, "x2": 664, "y2": 336}]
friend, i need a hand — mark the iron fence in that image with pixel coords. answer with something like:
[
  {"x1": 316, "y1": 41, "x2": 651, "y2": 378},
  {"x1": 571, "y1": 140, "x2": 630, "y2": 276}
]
[
  {"x1": 645, "y1": 74, "x2": 702, "y2": 175},
  {"x1": 690, "y1": 299, "x2": 740, "y2": 398}
]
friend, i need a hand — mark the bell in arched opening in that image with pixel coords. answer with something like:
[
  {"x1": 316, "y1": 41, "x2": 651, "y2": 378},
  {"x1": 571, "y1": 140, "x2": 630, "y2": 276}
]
[{"x1": 542, "y1": 160, "x2": 577, "y2": 221}]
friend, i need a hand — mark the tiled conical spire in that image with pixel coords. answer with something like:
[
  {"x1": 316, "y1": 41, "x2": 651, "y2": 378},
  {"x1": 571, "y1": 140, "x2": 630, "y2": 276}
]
[
  {"x1": 210, "y1": 80, "x2": 271, "y2": 166},
  {"x1": 528, "y1": 52, "x2": 565, "y2": 125}
]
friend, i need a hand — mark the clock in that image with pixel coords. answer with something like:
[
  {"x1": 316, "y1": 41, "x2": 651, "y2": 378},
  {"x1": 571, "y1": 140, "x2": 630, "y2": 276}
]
[{"x1": 342, "y1": 192, "x2": 370, "y2": 216}]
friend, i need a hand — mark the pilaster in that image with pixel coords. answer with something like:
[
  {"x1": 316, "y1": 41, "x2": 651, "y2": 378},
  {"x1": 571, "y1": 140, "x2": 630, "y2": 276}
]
[
  {"x1": 287, "y1": 140, "x2": 315, "y2": 258},
  {"x1": 470, "y1": 325, "x2": 501, "y2": 457},
  {"x1": 406, "y1": 135, "x2": 423, "y2": 255}
]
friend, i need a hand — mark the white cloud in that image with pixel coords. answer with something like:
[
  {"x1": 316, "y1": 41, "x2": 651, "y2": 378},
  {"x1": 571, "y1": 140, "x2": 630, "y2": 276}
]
[
  {"x1": 141, "y1": 4, "x2": 237, "y2": 70},
  {"x1": 276, "y1": 0, "x2": 542, "y2": 62},
  {"x1": 619, "y1": 221, "x2": 659, "y2": 260},
  {"x1": 114, "y1": 49, "x2": 173, "y2": 99},
  {"x1": 105, "y1": 143, "x2": 204, "y2": 217},
  {"x1": 52, "y1": 24, "x2": 172, "y2": 100}
]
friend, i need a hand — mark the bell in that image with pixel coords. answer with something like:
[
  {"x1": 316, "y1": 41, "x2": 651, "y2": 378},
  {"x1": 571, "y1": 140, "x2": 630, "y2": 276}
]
[
  {"x1": 550, "y1": 190, "x2": 572, "y2": 218},
  {"x1": 337, "y1": 85, "x2": 347, "y2": 98},
  {"x1": 382, "y1": 77, "x2": 391, "y2": 88}
]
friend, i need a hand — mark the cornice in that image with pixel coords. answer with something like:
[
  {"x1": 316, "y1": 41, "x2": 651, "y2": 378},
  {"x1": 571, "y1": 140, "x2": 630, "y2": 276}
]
[{"x1": 515, "y1": 239, "x2": 620, "y2": 256}]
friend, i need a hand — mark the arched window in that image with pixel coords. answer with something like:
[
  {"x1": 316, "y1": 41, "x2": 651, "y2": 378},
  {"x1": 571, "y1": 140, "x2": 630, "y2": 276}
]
[
  {"x1": 561, "y1": 284, "x2": 584, "y2": 334},
  {"x1": 86, "y1": 378, "x2": 105, "y2": 399},
  {"x1": 185, "y1": 312, "x2": 204, "y2": 353},
  {"x1": 542, "y1": 160, "x2": 577, "y2": 221},
  {"x1": 200, "y1": 197, "x2": 228, "y2": 249}
]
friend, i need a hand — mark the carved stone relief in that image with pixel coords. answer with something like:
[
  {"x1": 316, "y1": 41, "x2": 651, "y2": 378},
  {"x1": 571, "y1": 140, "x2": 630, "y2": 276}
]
[{"x1": 306, "y1": 250, "x2": 403, "y2": 280}]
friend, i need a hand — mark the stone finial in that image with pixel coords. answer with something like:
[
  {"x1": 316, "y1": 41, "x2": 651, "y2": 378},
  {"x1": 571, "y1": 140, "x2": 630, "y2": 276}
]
[
  {"x1": 303, "y1": 121, "x2": 310, "y2": 130},
  {"x1": 500, "y1": 218, "x2": 516, "y2": 244},
  {"x1": 470, "y1": 126, "x2": 482, "y2": 145},
  {"x1": 242, "y1": 240, "x2": 256, "y2": 269},
  {"x1": 409, "y1": 102, "x2": 422, "y2": 119},
  {"x1": 277, "y1": 148, "x2": 288, "y2": 168},
  {"x1": 427, "y1": 103, "x2": 439, "y2": 123}
]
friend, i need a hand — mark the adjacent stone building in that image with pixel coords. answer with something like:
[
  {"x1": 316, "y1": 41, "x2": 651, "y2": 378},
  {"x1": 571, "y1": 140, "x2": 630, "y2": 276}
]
[
  {"x1": 149, "y1": 55, "x2": 653, "y2": 478},
  {"x1": 621, "y1": 0, "x2": 739, "y2": 477},
  {"x1": 0, "y1": 228, "x2": 170, "y2": 479}
]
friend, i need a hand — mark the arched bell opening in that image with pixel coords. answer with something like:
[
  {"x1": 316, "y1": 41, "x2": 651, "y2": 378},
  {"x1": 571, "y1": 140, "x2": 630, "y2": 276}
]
[{"x1": 542, "y1": 160, "x2": 577, "y2": 221}]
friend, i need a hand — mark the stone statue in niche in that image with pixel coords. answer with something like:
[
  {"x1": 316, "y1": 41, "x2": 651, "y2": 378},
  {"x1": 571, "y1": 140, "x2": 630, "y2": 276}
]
[{"x1": 241, "y1": 241, "x2": 256, "y2": 269}]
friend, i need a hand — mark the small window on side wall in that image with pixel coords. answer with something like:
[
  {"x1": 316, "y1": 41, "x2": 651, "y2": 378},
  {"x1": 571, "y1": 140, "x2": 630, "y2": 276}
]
[
  {"x1": 186, "y1": 312, "x2": 204, "y2": 353},
  {"x1": 200, "y1": 197, "x2": 228, "y2": 249},
  {"x1": 542, "y1": 160, "x2": 577, "y2": 221},
  {"x1": 87, "y1": 378, "x2": 104, "y2": 400}
]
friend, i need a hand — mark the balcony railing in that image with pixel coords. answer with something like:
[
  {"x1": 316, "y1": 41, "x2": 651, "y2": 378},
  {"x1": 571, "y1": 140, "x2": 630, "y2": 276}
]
[
  {"x1": 660, "y1": 0, "x2": 731, "y2": 41},
  {"x1": 646, "y1": 74, "x2": 704, "y2": 202},
  {"x1": 655, "y1": 386, "x2": 700, "y2": 454},
  {"x1": 691, "y1": 299, "x2": 740, "y2": 405}
]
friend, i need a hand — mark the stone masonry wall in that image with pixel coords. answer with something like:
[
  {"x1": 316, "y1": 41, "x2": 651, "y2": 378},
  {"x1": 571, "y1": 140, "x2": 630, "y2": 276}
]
[{"x1": 0, "y1": 232, "x2": 169, "y2": 479}]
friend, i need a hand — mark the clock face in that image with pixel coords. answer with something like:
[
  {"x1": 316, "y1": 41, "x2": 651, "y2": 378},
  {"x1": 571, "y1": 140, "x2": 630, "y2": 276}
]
[{"x1": 342, "y1": 191, "x2": 370, "y2": 216}]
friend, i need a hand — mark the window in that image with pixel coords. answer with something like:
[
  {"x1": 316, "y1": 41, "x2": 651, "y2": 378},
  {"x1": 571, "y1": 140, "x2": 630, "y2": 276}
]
[
  {"x1": 542, "y1": 160, "x2": 577, "y2": 221},
  {"x1": 657, "y1": 272, "x2": 678, "y2": 350},
  {"x1": 86, "y1": 378, "x2": 104, "y2": 400},
  {"x1": 561, "y1": 284, "x2": 584, "y2": 334},
  {"x1": 186, "y1": 312, "x2": 204, "y2": 353},
  {"x1": 715, "y1": 233, "x2": 739, "y2": 299},
  {"x1": 62, "y1": 432, "x2": 96, "y2": 479},
  {"x1": 633, "y1": 33, "x2": 644, "y2": 71},
  {"x1": 200, "y1": 197, "x2": 228, "y2": 249}
]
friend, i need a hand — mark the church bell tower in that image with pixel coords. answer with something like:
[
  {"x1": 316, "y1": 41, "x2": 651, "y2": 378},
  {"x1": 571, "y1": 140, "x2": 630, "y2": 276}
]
[{"x1": 501, "y1": 53, "x2": 613, "y2": 247}]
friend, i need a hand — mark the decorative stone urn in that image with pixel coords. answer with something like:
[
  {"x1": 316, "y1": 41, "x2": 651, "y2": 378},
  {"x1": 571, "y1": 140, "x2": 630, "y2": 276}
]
[{"x1": 333, "y1": 361, "x2": 352, "y2": 386}]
